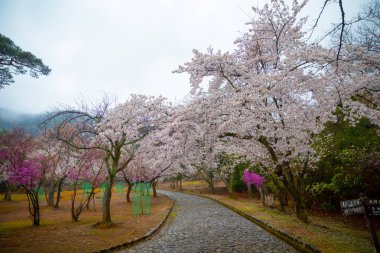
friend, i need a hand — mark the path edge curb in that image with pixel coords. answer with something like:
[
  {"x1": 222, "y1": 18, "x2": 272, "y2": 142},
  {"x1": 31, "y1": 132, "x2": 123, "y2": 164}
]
[
  {"x1": 93, "y1": 193, "x2": 174, "y2": 253},
  {"x1": 184, "y1": 191, "x2": 322, "y2": 253}
]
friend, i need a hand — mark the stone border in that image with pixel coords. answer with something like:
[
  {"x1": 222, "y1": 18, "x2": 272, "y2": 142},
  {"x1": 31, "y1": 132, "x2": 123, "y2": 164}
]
[
  {"x1": 184, "y1": 191, "x2": 322, "y2": 253},
  {"x1": 93, "y1": 193, "x2": 174, "y2": 253}
]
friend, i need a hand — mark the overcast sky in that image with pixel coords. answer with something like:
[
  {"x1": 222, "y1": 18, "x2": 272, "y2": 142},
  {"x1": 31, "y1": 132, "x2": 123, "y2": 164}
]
[{"x1": 0, "y1": 0, "x2": 369, "y2": 114}]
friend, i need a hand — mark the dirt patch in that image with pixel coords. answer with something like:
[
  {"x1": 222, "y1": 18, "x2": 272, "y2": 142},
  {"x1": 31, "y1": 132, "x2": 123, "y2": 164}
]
[{"x1": 0, "y1": 190, "x2": 171, "y2": 253}]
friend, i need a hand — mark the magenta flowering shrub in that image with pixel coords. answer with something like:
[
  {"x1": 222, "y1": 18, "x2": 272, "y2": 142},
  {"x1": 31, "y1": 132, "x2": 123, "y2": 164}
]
[
  {"x1": 243, "y1": 169, "x2": 265, "y2": 188},
  {"x1": 9, "y1": 159, "x2": 42, "y2": 191}
]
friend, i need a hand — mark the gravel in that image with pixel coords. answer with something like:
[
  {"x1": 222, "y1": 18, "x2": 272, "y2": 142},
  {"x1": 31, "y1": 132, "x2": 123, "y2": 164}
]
[{"x1": 119, "y1": 190, "x2": 298, "y2": 253}]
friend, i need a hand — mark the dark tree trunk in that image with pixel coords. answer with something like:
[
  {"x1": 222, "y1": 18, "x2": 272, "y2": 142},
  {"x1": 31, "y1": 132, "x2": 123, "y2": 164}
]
[
  {"x1": 179, "y1": 178, "x2": 182, "y2": 191},
  {"x1": 294, "y1": 177, "x2": 308, "y2": 222},
  {"x1": 54, "y1": 179, "x2": 63, "y2": 208},
  {"x1": 126, "y1": 181, "x2": 132, "y2": 203},
  {"x1": 71, "y1": 186, "x2": 94, "y2": 221},
  {"x1": 86, "y1": 168, "x2": 101, "y2": 210},
  {"x1": 152, "y1": 180, "x2": 157, "y2": 197},
  {"x1": 210, "y1": 183, "x2": 215, "y2": 194},
  {"x1": 279, "y1": 194, "x2": 287, "y2": 212},
  {"x1": 71, "y1": 179, "x2": 78, "y2": 222},
  {"x1": 258, "y1": 186, "x2": 265, "y2": 204},
  {"x1": 281, "y1": 167, "x2": 308, "y2": 222},
  {"x1": 71, "y1": 179, "x2": 92, "y2": 222},
  {"x1": 32, "y1": 192, "x2": 40, "y2": 226},
  {"x1": 48, "y1": 175, "x2": 55, "y2": 207},
  {"x1": 269, "y1": 173, "x2": 287, "y2": 212},
  {"x1": 3, "y1": 181, "x2": 12, "y2": 201},
  {"x1": 102, "y1": 174, "x2": 114, "y2": 224},
  {"x1": 207, "y1": 180, "x2": 215, "y2": 194},
  {"x1": 247, "y1": 184, "x2": 253, "y2": 200},
  {"x1": 294, "y1": 196, "x2": 308, "y2": 222},
  {"x1": 26, "y1": 189, "x2": 40, "y2": 226},
  {"x1": 86, "y1": 187, "x2": 96, "y2": 209}
]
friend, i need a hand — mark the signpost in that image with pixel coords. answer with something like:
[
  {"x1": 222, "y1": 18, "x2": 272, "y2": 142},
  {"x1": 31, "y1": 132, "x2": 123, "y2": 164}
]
[
  {"x1": 368, "y1": 199, "x2": 380, "y2": 218},
  {"x1": 341, "y1": 196, "x2": 380, "y2": 253},
  {"x1": 340, "y1": 198, "x2": 365, "y2": 215}
]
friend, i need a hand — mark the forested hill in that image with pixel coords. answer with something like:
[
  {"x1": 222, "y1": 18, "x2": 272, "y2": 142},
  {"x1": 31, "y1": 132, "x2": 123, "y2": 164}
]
[{"x1": 0, "y1": 108, "x2": 46, "y2": 135}]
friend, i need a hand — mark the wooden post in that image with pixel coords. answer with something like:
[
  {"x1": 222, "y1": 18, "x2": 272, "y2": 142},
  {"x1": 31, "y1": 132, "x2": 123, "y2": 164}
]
[{"x1": 362, "y1": 196, "x2": 380, "y2": 253}]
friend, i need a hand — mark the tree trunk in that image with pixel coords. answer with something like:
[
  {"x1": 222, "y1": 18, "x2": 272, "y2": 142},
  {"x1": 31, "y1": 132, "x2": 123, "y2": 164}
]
[
  {"x1": 279, "y1": 195, "x2": 287, "y2": 212},
  {"x1": 71, "y1": 180, "x2": 78, "y2": 222},
  {"x1": 54, "y1": 179, "x2": 63, "y2": 208},
  {"x1": 86, "y1": 187, "x2": 96, "y2": 209},
  {"x1": 207, "y1": 171, "x2": 215, "y2": 194},
  {"x1": 247, "y1": 184, "x2": 253, "y2": 200},
  {"x1": 258, "y1": 186, "x2": 265, "y2": 204},
  {"x1": 3, "y1": 181, "x2": 12, "y2": 201},
  {"x1": 269, "y1": 173, "x2": 287, "y2": 212},
  {"x1": 210, "y1": 183, "x2": 215, "y2": 194},
  {"x1": 26, "y1": 190, "x2": 40, "y2": 226},
  {"x1": 32, "y1": 191, "x2": 40, "y2": 226},
  {"x1": 294, "y1": 177, "x2": 308, "y2": 222},
  {"x1": 294, "y1": 195, "x2": 308, "y2": 222},
  {"x1": 102, "y1": 174, "x2": 114, "y2": 224},
  {"x1": 92, "y1": 193, "x2": 96, "y2": 210},
  {"x1": 152, "y1": 180, "x2": 157, "y2": 197},
  {"x1": 223, "y1": 178, "x2": 234, "y2": 197},
  {"x1": 48, "y1": 175, "x2": 55, "y2": 207},
  {"x1": 126, "y1": 181, "x2": 132, "y2": 203},
  {"x1": 206, "y1": 177, "x2": 215, "y2": 194},
  {"x1": 179, "y1": 178, "x2": 182, "y2": 191}
]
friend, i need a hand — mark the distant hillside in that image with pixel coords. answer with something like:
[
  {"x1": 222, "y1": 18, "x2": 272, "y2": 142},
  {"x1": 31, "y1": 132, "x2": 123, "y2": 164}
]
[{"x1": 0, "y1": 108, "x2": 47, "y2": 135}]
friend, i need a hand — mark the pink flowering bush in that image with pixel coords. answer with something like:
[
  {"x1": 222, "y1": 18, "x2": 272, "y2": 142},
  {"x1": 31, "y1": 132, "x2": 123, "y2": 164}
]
[
  {"x1": 8, "y1": 158, "x2": 44, "y2": 225},
  {"x1": 243, "y1": 169, "x2": 265, "y2": 188},
  {"x1": 9, "y1": 160, "x2": 42, "y2": 191}
]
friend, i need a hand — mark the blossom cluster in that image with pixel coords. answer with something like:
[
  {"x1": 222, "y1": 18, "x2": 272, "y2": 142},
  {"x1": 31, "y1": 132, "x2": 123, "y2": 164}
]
[{"x1": 243, "y1": 169, "x2": 265, "y2": 188}]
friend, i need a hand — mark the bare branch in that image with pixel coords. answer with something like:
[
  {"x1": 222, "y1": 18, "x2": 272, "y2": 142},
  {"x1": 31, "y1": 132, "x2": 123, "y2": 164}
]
[
  {"x1": 307, "y1": 0, "x2": 331, "y2": 41},
  {"x1": 336, "y1": 0, "x2": 346, "y2": 65}
]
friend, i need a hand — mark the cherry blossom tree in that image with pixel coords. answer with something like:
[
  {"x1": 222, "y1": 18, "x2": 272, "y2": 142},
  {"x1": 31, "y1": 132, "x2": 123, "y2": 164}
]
[
  {"x1": 36, "y1": 130, "x2": 63, "y2": 207},
  {"x1": 306, "y1": 0, "x2": 379, "y2": 125},
  {"x1": 124, "y1": 119, "x2": 182, "y2": 198},
  {"x1": 46, "y1": 95, "x2": 169, "y2": 224},
  {"x1": 119, "y1": 104, "x2": 199, "y2": 200},
  {"x1": 330, "y1": 0, "x2": 380, "y2": 126},
  {"x1": 166, "y1": 98, "x2": 223, "y2": 193},
  {"x1": 68, "y1": 149, "x2": 104, "y2": 222},
  {"x1": 175, "y1": 0, "x2": 338, "y2": 221}
]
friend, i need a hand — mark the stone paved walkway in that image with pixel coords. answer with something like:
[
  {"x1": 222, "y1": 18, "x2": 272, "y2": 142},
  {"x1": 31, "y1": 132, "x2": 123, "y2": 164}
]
[{"x1": 119, "y1": 190, "x2": 298, "y2": 253}]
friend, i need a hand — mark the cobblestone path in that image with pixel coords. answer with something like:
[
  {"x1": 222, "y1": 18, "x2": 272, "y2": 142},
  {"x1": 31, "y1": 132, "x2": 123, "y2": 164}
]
[{"x1": 120, "y1": 190, "x2": 298, "y2": 253}]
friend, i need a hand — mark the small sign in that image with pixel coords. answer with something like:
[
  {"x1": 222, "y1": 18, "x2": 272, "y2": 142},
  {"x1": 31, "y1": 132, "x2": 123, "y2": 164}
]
[
  {"x1": 369, "y1": 206, "x2": 380, "y2": 217},
  {"x1": 340, "y1": 199, "x2": 364, "y2": 215},
  {"x1": 368, "y1": 199, "x2": 380, "y2": 207},
  {"x1": 342, "y1": 206, "x2": 365, "y2": 215}
]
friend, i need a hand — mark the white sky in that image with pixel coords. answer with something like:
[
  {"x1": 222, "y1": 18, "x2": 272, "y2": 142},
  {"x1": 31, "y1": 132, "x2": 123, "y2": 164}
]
[{"x1": 0, "y1": 0, "x2": 369, "y2": 114}]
